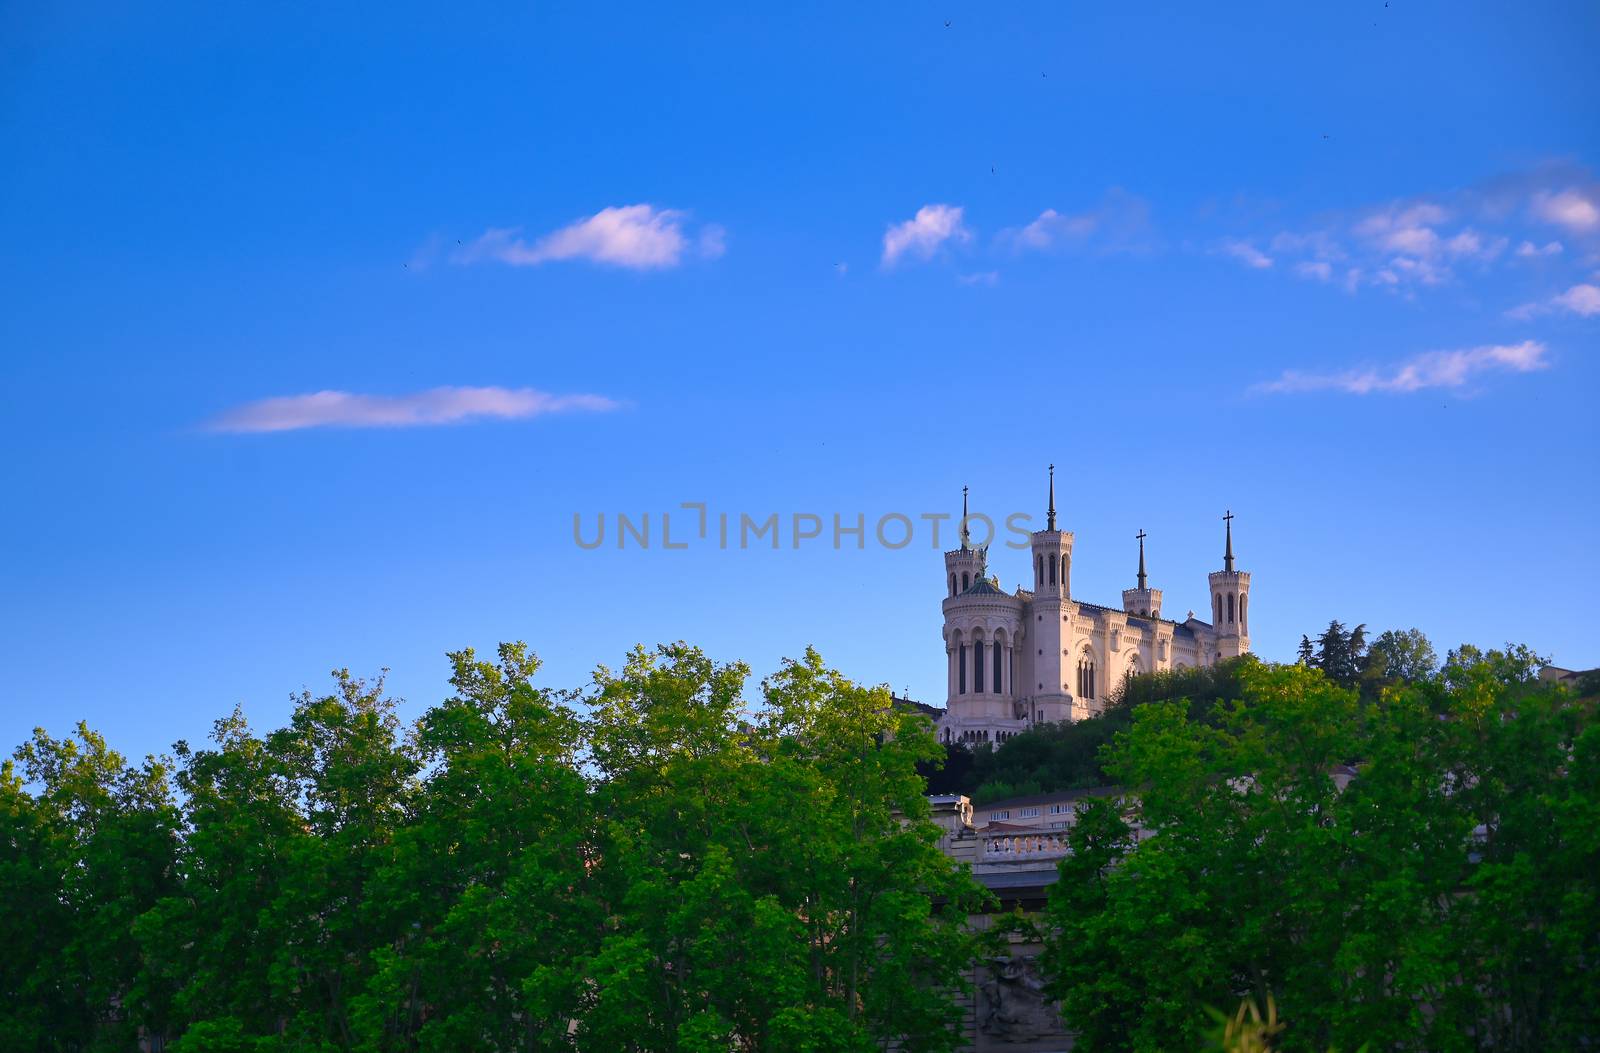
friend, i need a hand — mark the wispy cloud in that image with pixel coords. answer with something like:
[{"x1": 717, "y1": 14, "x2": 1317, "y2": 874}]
[
  {"x1": 207, "y1": 386, "x2": 622, "y2": 434},
  {"x1": 1255, "y1": 340, "x2": 1550, "y2": 396},
  {"x1": 1014, "y1": 208, "x2": 1097, "y2": 250},
  {"x1": 957, "y1": 271, "x2": 999, "y2": 286},
  {"x1": 1515, "y1": 239, "x2": 1564, "y2": 258},
  {"x1": 1216, "y1": 167, "x2": 1596, "y2": 300},
  {"x1": 1002, "y1": 190, "x2": 1153, "y2": 255},
  {"x1": 1508, "y1": 283, "x2": 1600, "y2": 320},
  {"x1": 882, "y1": 204, "x2": 970, "y2": 267},
  {"x1": 456, "y1": 205, "x2": 719, "y2": 270},
  {"x1": 1530, "y1": 188, "x2": 1600, "y2": 234},
  {"x1": 1218, "y1": 238, "x2": 1273, "y2": 270}
]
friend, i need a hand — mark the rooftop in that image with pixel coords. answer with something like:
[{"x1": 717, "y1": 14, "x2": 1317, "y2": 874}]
[{"x1": 976, "y1": 785, "x2": 1125, "y2": 811}]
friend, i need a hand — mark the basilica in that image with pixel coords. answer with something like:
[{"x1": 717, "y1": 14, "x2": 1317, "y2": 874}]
[{"x1": 935, "y1": 468, "x2": 1252, "y2": 746}]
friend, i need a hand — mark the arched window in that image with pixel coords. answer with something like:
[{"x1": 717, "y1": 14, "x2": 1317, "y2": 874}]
[
  {"x1": 959, "y1": 645, "x2": 967, "y2": 694},
  {"x1": 974, "y1": 640, "x2": 985, "y2": 693},
  {"x1": 993, "y1": 640, "x2": 1003, "y2": 694},
  {"x1": 1060, "y1": 555, "x2": 1068, "y2": 591},
  {"x1": 1214, "y1": 594, "x2": 1223, "y2": 622},
  {"x1": 1037, "y1": 555, "x2": 1043, "y2": 584},
  {"x1": 1077, "y1": 653, "x2": 1097, "y2": 699},
  {"x1": 1240, "y1": 594, "x2": 1248, "y2": 631},
  {"x1": 1227, "y1": 593, "x2": 1235, "y2": 624},
  {"x1": 1049, "y1": 558, "x2": 1056, "y2": 586},
  {"x1": 962, "y1": 572, "x2": 970, "y2": 591},
  {"x1": 950, "y1": 573, "x2": 957, "y2": 597}
]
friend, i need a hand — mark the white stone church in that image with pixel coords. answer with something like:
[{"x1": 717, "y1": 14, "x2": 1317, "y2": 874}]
[{"x1": 936, "y1": 468, "x2": 1251, "y2": 746}]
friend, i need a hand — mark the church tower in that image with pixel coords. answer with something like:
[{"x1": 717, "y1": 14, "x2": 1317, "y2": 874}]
[
  {"x1": 1207, "y1": 511, "x2": 1251, "y2": 659},
  {"x1": 1028, "y1": 466, "x2": 1074, "y2": 718},
  {"x1": 1121, "y1": 529, "x2": 1163, "y2": 619},
  {"x1": 942, "y1": 486, "x2": 982, "y2": 598}
]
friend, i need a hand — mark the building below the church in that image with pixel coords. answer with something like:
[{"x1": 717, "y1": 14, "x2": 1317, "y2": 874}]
[{"x1": 935, "y1": 469, "x2": 1252, "y2": 746}]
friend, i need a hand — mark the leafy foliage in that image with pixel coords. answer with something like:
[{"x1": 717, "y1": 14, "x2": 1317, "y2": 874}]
[
  {"x1": 4, "y1": 644, "x2": 985, "y2": 1052},
  {"x1": 962, "y1": 658, "x2": 1259, "y2": 802},
  {"x1": 1039, "y1": 650, "x2": 1599, "y2": 1052}
]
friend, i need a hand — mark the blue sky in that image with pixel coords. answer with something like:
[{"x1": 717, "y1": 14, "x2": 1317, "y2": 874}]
[{"x1": 2, "y1": 1, "x2": 1597, "y2": 761}]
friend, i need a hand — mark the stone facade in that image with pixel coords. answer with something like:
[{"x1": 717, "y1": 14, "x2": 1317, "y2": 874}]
[
  {"x1": 932, "y1": 788, "x2": 1145, "y2": 1052},
  {"x1": 936, "y1": 473, "x2": 1251, "y2": 746}
]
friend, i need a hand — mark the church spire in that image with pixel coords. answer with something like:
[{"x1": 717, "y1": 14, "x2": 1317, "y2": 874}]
[
  {"x1": 1223, "y1": 510, "x2": 1235, "y2": 573},
  {"x1": 1136, "y1": 529, "x2": 1147, "y2": 591},
  {"x1": 960, "y1": 485, "x2": 970, "y2": 550},
  {"x1": 1046, "y1": 464, "x2": 1056, "y2": 532}
]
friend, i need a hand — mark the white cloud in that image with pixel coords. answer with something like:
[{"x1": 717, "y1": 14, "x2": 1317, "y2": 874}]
[
  {"x1": 1256, "y1": 340, "x2": 1550, "y2": 395},
  {"x1": 1271, "y1": 230, "x2": 1345, "y2": 261},
  {"x1": 1531, "y1": 188, "x2": 1600, "y2": 234},
  {"x1": 1014, "y1": 208, "x2": 1098, "y2": 251},
  {"x1": 457, "y1": 205, "x2": 713, "y2": 270},
  {"x1": 958, "y1": 271, "x2": 999, "y2": 286},
  {"x1": 1444, "y1": 229, "x2": 1508, "y2": 260},
  {"x1": 207, "y1": 386, "x2": 622, "y2": 433},
  {"x1": 697, "y1": 224, "x2": 728, "y2": 260},
  {"x1": 1355, "y1": 202, "x2": 1448, "y2": 256},
  {"x1": 1294, "y1": 260, "x2": 1333, "y2": 281},
  {"x1": 882, "y1": 204, "x2": 971, "y2": 267},
  {"x1": 1004, "y1": 190, "x2": 1153, "y2": 254},
  {"x1": 1509, "y1": 282, "x2": 1600, "y2": 319},
  {"x1": 1219, "y1": 239, "x2": 1273, "y2": 269},
  {"x1": 1554, "y1": 283, "x2": 1600, "y2": 315},
  {"x1": 1515, "y1": 240, "x2": 1564, "y2": 257}
]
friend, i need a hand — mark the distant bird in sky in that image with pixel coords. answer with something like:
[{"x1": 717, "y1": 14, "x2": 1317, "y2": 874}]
[{"x1": 944, "y1": 19, "x2": 951, "y2": 27}]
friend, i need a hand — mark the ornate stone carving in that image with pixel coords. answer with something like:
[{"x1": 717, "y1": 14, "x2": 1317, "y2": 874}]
[{"x1": 976, "y1": 954, "x2": 1064, "y2": 1043}]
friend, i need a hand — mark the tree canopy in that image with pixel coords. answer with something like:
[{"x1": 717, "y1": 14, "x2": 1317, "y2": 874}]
[
  {"x1": 2, "y1": 637, "x2": 1593, "y2": 1052},
  {"x1": 1040, "y1": 649, "x2": 1598, "y2": 1052},
  {"x1": 2, "y1": 644, "x2": 987, "y2": 1053}
]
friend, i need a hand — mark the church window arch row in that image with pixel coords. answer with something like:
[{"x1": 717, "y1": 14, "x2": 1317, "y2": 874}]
[
  {"x1": 1076, "y1": 647, "x2": 1098, "y2": 700},
  {"x1": 1227, "y1": 592, "x2": 1236, "y2": 624}
]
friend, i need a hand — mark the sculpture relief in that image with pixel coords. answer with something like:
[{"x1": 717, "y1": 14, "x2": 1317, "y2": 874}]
[{"x1": 976, "y1": 954, "x2": 1065, "y2": 1043}]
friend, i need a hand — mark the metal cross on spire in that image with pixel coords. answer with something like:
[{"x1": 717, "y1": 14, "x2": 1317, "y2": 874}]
[
  {"x1": 1046, "y1": 464, "x2": 1056, "y2": 532},
  {"x1": 1222, "y1": 510, "x2": 1235, "y2": 573},
  {"x1": 1136, "y1": 529, "x2": 1147, "y2": 590},
  {"x1": 960, "y1": 485, "x2": 970, "y2": 550}
]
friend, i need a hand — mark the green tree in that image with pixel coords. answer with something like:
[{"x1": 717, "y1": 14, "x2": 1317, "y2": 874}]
[
  {"x1": 1038, "y1": 651, "x2": 1598, "y2": 1053},
  {"x1": 1307, "y1": 620, "x2": 1367, "y2": 689},
  {"x1": 1362, "y1": 628, "x2": 1437, "y2": 685},
  {"x1": 581, "y1": 643, "x2": 986, "y2": 1050},
  {"x1": 966, "y1": 658, "x2": 1256, "y2": 801},
  {"x1": 136, "y1": 706, "x2": 308, "y2": 1046},
  {"x1": 351, "y1": 643, "x2": 598, "y2": 1051},
  {"x1": 2, "y1": 724, "x2": 180, "y2": 1052}
]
